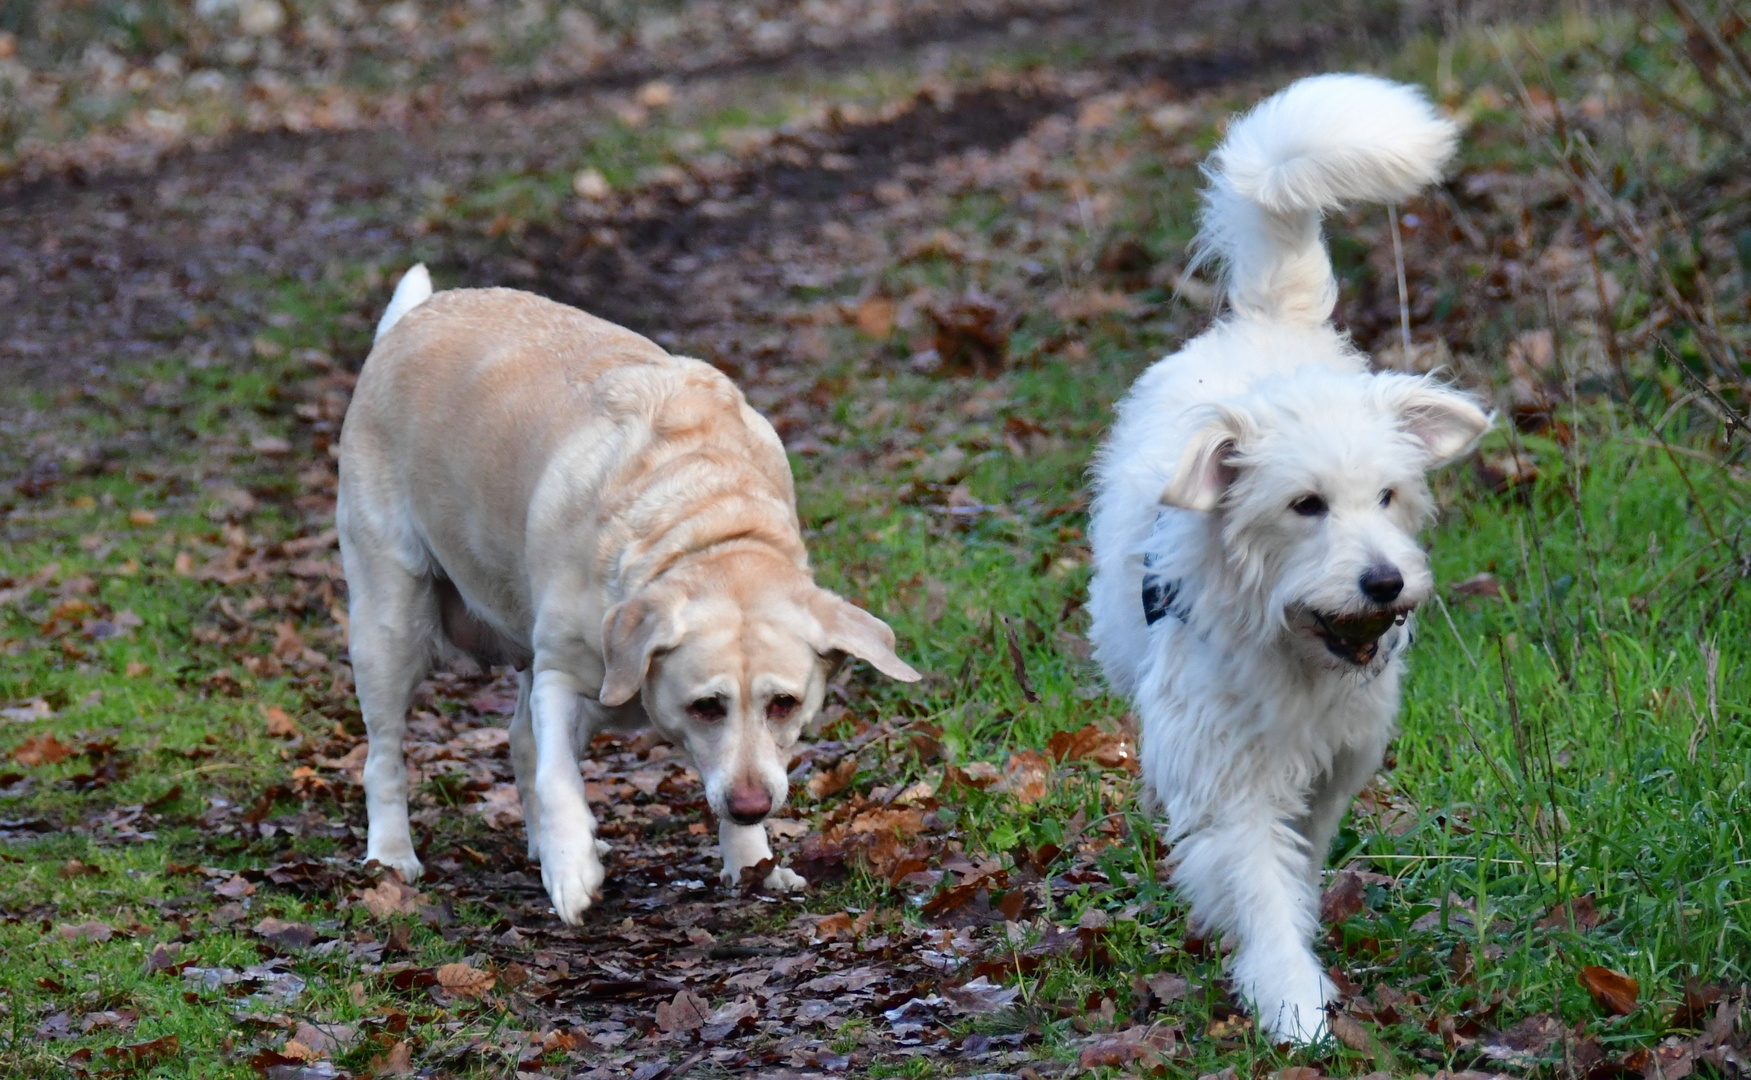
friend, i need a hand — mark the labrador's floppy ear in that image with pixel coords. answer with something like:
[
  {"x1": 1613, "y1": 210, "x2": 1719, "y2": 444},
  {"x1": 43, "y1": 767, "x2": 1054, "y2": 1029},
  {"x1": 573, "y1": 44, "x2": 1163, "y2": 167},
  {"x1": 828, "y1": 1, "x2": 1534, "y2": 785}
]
[
  {"x1": 1388, "y1": 380, "x2": 1493, "y2": 466},
  {"x1": 812, "y1": 592, "x2": 922, "y2": 683},
  {"x1": 599, "y1": 593, "x2": 683, "y2": 706},
  {"x1": 1159, "y1": 407, "x2": 1253, "y2": 511}
]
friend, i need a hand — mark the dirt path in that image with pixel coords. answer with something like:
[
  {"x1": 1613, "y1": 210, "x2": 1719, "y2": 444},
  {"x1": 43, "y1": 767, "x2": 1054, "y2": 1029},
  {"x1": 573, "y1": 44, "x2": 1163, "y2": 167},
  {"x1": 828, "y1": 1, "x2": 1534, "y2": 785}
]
[{"x1": 0, "y1": 0, "x2": 1337, "y2": 392}]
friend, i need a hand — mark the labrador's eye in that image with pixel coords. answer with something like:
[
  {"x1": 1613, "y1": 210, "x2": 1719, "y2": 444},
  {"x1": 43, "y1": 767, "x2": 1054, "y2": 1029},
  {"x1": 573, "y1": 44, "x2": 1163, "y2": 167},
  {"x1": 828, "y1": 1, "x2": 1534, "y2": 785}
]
[
  {"x1": 767, "y1": 694, "x2": 799, "y2": 720},
  {"x1": 1379, "y1": 488, "x2": 1394, "y2": 508},
  {"x1": 687, "y1": 696, "x2": 727, "y2": 721},
  {"x1": 1290, "y1": 494, "x2": 1328, "y2": 517}
]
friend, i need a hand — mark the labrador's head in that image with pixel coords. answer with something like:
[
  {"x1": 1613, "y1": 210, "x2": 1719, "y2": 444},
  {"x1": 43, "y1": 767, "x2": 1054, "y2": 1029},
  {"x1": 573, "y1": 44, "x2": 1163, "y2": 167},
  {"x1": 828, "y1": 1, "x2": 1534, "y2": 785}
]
[{"x1": 599, "y1": 551, "x2": 919, "y2": 825}]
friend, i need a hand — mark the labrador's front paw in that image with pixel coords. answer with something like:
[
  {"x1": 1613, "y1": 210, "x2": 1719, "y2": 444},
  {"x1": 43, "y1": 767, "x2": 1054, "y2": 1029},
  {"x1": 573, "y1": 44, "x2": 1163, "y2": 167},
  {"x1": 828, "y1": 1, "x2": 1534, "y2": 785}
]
[
  {"x1": 718, "y1": 861, "x2": 808, "y2": 892},
  {"x1": 540, "y1": 847, "x2": 605, "y2": 925},
  {"x1": 365, "y1": 842, "x2": 423, "y2": 884}
]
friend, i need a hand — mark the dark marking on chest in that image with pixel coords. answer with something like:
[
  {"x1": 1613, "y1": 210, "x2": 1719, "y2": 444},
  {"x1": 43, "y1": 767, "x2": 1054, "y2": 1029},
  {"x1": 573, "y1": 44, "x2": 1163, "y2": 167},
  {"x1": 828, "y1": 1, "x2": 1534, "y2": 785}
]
[{"x1": 1141, "y1": 570, "x2": 1190, "y2": 626}]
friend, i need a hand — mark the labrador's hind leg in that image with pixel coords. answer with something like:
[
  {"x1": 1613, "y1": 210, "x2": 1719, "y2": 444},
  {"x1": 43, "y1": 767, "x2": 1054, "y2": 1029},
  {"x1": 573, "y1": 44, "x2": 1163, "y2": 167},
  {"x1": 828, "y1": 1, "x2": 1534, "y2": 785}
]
[
  {"x1": 341, "y1": 532, "x2": 439, "y2": 882},
  {"x1": 508, "y1": 669, "x2": 540, "y2": 861}
]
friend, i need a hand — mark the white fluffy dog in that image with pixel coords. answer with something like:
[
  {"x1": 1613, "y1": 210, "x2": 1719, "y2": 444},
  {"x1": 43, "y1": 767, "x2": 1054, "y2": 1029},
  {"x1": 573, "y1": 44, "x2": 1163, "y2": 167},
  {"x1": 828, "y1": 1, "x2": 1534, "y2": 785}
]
[{"x1": 1088, "y1": 74, "x2": 1491, "y2": 1043}]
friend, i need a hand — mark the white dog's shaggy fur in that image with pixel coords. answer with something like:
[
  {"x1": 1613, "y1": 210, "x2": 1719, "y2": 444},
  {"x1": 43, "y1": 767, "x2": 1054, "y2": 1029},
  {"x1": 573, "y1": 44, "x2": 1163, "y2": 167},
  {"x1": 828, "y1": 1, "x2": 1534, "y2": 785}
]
[{"x1": 1088, "y1": 74, "x2": 1491, "y2": 1043}]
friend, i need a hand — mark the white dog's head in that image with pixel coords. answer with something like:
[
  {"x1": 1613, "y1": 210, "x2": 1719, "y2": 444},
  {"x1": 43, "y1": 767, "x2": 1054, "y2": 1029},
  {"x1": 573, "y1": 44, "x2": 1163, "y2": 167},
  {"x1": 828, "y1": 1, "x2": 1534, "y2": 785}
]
[
  {"x1": 1161, "y1": 370, "x2": 1490, "y2": 666},
  {"x1": 597, "y1": 550, "x2": 919, "y2": 826}
]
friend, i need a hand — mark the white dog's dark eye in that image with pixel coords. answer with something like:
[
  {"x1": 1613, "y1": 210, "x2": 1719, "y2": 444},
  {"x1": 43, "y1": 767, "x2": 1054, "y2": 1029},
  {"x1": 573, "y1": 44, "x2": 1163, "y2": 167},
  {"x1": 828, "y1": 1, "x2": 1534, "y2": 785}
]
[
  {"x1": 767, "y1": 694, "x2": 799, "y2": 720},
  {"x1": 688, "y1": 697, "x2": 727, "y2": 721},
  {"x1": 1290, "y1": 494, "x2": 1328, "y2": 517},
  {"x1": 1379, "y1": 489, "x2": 1394, "y2": 508}
]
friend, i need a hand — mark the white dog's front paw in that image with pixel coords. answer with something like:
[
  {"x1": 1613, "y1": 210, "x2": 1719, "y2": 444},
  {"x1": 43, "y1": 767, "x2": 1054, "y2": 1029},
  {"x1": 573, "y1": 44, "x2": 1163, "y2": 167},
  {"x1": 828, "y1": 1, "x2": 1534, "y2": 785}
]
[
  {"x1": 1257, "y1": 993, "x2": 1330, "y2": 1045},
  {"x1": 540, "y1": 848, "x2": 605, "y2": 925},
  {"x1": 365, "y1": 843, "x2": 423, "y2": 884},
  {"x1": 1237, "y1": 957, "x2": 1334, "y2": 1045}
]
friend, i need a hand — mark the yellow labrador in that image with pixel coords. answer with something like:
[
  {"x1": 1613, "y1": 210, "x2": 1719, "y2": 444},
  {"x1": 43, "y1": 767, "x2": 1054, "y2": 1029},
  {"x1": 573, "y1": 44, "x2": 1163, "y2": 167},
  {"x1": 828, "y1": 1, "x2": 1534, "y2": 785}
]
[{"x1": 338, "y1": 266, "x2": 920, "y2": 924}]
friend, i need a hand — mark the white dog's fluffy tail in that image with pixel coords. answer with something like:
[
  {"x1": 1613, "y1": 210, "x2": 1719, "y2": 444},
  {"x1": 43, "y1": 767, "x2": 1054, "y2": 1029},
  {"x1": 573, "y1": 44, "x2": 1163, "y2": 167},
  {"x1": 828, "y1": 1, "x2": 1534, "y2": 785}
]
[
  {"x1": 1191, "y1": 73, "x2": 1458, "y2": 324},
  {"x1": 374, "y1": 264, "x2": 434, "y2": 342}
]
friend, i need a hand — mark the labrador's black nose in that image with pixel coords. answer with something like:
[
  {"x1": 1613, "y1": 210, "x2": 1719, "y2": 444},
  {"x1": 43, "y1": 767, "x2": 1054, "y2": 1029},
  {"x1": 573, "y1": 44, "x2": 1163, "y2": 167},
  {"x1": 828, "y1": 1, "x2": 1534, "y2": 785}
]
[{"x1": 1360, "y1": 565, "x2": 1404, "y2": 604}]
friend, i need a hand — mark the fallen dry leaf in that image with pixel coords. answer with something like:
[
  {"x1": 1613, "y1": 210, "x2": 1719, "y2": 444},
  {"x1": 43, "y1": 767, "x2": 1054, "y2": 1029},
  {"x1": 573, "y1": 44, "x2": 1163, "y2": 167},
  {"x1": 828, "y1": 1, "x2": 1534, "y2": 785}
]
[
  {"x1": 0, "y1": 697, "x2": 54, "y2": 722},
  {"x1": 999, "y1": 614, "x2": 1040, "y2": 702},
  {"x1": 472, "y1": 783, "x2": 523, "y2": 830},
  {"x1": 213, "y1": 873, "x2": 256, "y2": 899},
  {"x1": 701, "y1": 997, "x2": 758, "y2": 1041},
  {"x1": 655, "y1": 989, "x2": 710, "y2": 1034},
  {"x1": 1077, "y1": 1024, "x2": 1176, "y2": 1069},
  {"x1": 261, "y1": 705, "x2": 300, "y2": 738},
  {"x1": 845, "y1": 806, "x2": 926, "y2": 838},
  {"x1": 943, "y1": 975, "x2": 1020, "y2": 1014},
  {"x1": 57, "y1": 920, "x2": 114, "y2": 943},
  {"x1": 253, "y1": 917, "x2": 317, "y2": 950},
  {"x1": 996, "y1": 749, "x2": 1051, "y2": 805},
  {"x1": 1045, "y1": 723, "x2": 1136, "y2": 771},
  {"x1": 1326, "y1": 1009, "x2": 1374, "y2": 1052},
  {"x1": 1578, "y1": 965, "x2": 1640, "y2": 1015},
  {"x1": 573, "y1": 167, "x2": 611, "y2": 200},
  {"x1": 436, "y1": 962, "x2": 495, "y2": 998},
  {"x1": 1143, "y1": 972, "x2": 1188, "y2": 1006},
  {"x1": 11, "y1": 734, "x2": 74, "y2": 766},
  {"x1": 636, "y1": 79, "x2": 675, "y2": 108},
  {"x1": 105, "y1": 1035, "x2": 178, "y2": 1070},
  {"x1": 1672, "y1": 978, "x2": 1727, "y2": 1029},
  {"x1": 369, "y1": 1040, "x2": 415, "y2": 1077},
  {"x1": 943, "y1": 760, "x2": 1001, "y2": 790},
  {"x1": 807, "y1": 756, "x2": 858, "y2": 800},
  {"x1": 854, "y1": 296, "x2": 896, "y2": 338},
  {"x1": 143, "y1": 942, "x2": 183, "y2": 974},
  {"x1": 359, "y1": 875, "x2": 423, "y2": 917},
  {"x1": 929, "y1": 292, "x2": 1012, "y2": 376},
  {"x1": 1480, "y1": 1012, "x2": 1564, "y2": 1067},
  {"x1": 1536, "y1": 892, "x2": 1602, "y2": 931},
  {"x1": 1451, "y1": 572, "x2": 1503, "y2": 599},
  {"x1": 1320, "y1": 868, "x2": 1368, "y2": 925}
]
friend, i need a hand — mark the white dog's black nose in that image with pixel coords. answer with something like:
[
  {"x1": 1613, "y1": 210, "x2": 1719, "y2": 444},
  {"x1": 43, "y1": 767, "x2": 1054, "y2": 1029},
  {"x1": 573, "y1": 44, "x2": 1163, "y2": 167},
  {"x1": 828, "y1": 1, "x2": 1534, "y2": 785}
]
[{"x1": 1360, "y1": 565, "x2": 1404, "y2": 604}]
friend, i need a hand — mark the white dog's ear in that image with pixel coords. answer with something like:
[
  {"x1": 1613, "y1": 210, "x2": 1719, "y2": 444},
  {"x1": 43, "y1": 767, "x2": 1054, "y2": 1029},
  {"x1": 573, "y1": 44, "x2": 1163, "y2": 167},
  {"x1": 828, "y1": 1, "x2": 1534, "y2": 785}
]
[
  {"x1": 599, "y1": 594, "x2": 683, "y2": 706},
  {"x1": 1160, "y1": 410, "x2": 1251, "y2": 511},
  {"x1": 812, "y1": 592, "x2": 923, "y2": 683},
  {"x1": 1391, "y1": 383, "x2": 1492, "y2": 466}
]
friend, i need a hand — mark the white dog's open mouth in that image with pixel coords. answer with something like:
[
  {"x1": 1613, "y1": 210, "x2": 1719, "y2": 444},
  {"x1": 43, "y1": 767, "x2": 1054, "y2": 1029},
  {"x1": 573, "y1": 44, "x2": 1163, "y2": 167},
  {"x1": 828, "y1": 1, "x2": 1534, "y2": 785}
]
[{"x1": 1303, "y1": 608, "x2": 1411, "y2": 665}]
